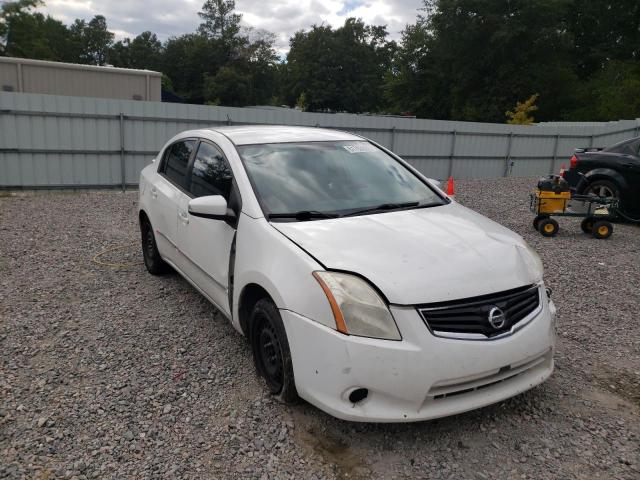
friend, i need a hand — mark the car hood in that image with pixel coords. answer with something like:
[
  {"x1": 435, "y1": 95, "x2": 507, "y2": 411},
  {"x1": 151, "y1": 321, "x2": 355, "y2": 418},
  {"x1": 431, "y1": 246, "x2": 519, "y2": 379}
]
[{"x1": 271, "y1": 202, "x2": 542, "y2": 305}]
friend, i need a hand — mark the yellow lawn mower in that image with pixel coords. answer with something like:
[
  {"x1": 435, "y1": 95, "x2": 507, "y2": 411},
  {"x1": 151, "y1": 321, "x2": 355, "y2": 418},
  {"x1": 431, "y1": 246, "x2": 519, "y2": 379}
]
[{"x1": 530, "y1": 175, "x2": 617, "y2": 239}]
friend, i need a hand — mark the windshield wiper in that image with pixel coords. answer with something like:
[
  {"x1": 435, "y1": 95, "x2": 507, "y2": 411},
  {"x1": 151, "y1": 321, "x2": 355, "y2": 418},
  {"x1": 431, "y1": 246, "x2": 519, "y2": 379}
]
[
  {"x1": 267, "y1": 210, "x2": 340, "y2": 221},
  {"x1": 342, "y1": 201, "x2": 420, "y2": 217}
]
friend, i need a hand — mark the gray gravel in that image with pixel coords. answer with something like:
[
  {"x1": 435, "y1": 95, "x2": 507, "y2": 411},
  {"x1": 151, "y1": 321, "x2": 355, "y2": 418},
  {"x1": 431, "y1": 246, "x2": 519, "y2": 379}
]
[{"x1": 1, "y1": 177, "x2": 639, "y2": 479}]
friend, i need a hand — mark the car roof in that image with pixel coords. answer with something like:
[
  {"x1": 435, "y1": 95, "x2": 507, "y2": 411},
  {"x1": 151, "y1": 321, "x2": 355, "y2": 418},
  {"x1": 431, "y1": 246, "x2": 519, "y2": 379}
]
[{"x1": 205, "y1": 125, "x2": 362, "y2": 146}]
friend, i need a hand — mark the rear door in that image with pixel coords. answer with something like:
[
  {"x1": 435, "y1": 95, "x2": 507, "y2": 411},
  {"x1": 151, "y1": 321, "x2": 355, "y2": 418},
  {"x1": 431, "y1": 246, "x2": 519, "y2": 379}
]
[
  {"x1": 175, "y1": 140, "x2": 239, "y2": 315},
  {"x1": 152, "y1": 139, "x2": 197, "y2": 263}
]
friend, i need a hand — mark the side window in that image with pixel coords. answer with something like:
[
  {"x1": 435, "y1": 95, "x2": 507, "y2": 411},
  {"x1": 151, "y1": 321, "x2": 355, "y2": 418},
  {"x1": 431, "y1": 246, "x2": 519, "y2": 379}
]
[
  {"x1": 162, "y1": 140, "x2": 196, "y2": 189},
  {"x1": 189, "y1": 142, "x2": 234, "y2": 199}
]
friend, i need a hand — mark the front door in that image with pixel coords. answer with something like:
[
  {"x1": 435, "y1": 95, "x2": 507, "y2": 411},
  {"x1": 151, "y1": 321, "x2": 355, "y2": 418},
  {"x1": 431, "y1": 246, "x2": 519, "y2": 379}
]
[
  {"x1": 152, "y1": 139, "x2": 197, "y2": 263},
  {"x1": 176, "y1": 140, "x2": 238, "y2": 315}
]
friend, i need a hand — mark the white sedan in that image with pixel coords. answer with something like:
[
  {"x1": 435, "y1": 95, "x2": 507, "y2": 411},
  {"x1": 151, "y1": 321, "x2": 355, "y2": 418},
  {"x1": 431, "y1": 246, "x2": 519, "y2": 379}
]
[{"x1": 138, "y1": 125, "x2": 556, "y2": 422}]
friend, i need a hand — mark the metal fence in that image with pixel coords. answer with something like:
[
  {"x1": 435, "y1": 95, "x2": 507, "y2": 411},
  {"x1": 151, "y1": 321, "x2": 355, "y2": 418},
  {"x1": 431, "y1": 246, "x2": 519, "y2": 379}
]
[{"x1": 1, "y1": 92, "x2": 639, "y2": 189}]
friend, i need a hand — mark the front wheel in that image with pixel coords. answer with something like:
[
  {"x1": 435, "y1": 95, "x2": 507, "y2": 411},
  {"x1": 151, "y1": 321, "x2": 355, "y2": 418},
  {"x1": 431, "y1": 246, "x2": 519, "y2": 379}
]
[
  {"x1": 538, "y1": 218, "x2": 559, "y2": 237},
  {"x1": 250, "y1": 298, "x2": 299, "y2": 403}
]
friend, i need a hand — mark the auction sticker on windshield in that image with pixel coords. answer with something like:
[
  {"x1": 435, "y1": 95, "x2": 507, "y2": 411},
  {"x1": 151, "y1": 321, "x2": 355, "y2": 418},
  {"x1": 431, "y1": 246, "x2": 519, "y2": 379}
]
[{"x1": 343, "y1": 143, "x2": 379, "y2": 153}]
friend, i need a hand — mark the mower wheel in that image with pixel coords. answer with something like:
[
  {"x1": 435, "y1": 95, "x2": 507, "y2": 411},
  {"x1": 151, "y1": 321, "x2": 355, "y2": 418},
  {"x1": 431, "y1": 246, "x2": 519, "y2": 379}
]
[
  {"x1": 538, "y1": 218, "x2": 559, "y2": 237},
  {"x1": 580, "y1": 216, "x2": 595, "y2": 234},
  {"x1": 533, "y1": 215, "x2": 548, "y2": 231},
  {"x1": 592, "y1": 220, "x2": 613, "y2": 239}
]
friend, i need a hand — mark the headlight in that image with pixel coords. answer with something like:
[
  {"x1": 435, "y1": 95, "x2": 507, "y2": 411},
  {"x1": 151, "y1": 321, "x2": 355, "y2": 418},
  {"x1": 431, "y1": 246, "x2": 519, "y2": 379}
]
[{"x1": 312, "y1": 271, "x2": 401, "y2": 340}]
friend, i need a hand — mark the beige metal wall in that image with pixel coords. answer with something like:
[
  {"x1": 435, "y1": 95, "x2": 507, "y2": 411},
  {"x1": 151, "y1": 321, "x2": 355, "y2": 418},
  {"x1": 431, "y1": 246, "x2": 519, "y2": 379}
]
[{"x1": 0, "y1": 57, "x2": 161, "y2": 101}]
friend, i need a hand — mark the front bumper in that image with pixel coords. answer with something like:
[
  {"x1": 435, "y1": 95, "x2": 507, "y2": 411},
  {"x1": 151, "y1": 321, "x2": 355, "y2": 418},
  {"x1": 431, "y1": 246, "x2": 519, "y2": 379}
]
[{"x1": 281, "y1": 293, "x2": 556, "y2": 422}]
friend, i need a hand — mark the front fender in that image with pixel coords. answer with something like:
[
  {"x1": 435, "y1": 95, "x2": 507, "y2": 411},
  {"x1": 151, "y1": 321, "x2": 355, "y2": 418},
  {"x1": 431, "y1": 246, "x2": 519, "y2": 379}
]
[{"x1": 232, "y1": 214, "x2": 336, "y2": 334}]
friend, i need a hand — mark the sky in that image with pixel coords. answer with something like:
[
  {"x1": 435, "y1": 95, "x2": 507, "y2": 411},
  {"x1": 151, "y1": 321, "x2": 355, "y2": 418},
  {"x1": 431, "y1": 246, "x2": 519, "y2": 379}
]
[{"x1": 39, "y1": 0, "x2": 424, "y2": 54}]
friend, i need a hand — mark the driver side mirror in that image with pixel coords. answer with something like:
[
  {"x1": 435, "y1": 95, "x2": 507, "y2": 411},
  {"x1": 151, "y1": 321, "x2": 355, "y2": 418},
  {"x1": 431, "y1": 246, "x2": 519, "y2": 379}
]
[{"x1": 188, "y1": 195, "x2": 233, "y2": 221}]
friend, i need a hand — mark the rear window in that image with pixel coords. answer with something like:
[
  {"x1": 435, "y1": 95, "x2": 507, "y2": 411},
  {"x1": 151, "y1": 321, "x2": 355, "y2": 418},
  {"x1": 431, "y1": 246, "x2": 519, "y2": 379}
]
[{"x1": 604, "y1": 138, "x2": 640, "y2": 155}]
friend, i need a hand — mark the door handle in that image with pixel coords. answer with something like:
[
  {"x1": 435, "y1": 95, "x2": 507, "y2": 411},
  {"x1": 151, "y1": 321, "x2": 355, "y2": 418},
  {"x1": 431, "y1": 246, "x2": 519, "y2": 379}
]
[
  {"x1": 178, "y1": 210, "x2": 189, "y2": 224},
  {"x1": 150, "y1": 187, "x2": 157, "y2": 199}
]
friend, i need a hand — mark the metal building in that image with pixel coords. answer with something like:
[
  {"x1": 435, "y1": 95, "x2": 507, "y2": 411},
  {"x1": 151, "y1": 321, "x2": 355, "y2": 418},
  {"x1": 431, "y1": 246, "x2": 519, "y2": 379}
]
[{"x1": 0, "y1": 57, "x2": 162, "y2": 101}]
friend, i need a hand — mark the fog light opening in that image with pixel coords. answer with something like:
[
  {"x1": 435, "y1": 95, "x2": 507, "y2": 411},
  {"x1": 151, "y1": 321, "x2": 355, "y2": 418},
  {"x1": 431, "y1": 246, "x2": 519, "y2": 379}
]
[{"x1": 348, "y1": 388, "x2": 369, "y2": 404}]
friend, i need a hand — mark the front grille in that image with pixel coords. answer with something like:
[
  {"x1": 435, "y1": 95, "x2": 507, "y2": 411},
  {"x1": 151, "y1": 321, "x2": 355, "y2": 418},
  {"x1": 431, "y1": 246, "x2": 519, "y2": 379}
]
[{"x1": 417, "y1": 284, "x2": 541, "y2": 339}]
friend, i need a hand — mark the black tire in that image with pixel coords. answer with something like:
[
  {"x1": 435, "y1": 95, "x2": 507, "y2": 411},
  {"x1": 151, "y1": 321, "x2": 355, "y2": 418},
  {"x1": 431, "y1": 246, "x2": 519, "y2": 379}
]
[
  {"x1": 583, "y1": 179, "x2": 619, "y2": 201},
  {"x1": 250, "y1": 298, "x2": 298, "y2": 403},
  {"x1": 533, "y1": 215, "x2": 548, "y2": 231},
  {"x1": 140, "y1": 216, "x2": 170, "y2": 275},
  {"x1": 580, "y1": 216, "x2": 595, "y2": 234},
  {"x1": 538, "y1": 218, "x2": 559, "y2": 237},
  {"x1": 592, "y1": 220, "x2": 613, "y2": 239}
]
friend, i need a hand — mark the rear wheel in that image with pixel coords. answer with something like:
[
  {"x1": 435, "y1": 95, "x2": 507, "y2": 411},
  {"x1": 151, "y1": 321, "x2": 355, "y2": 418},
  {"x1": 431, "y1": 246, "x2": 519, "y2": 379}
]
[
  {"x1": 592, "y1": 220, "x2": 613, "y2": 239},
  {"x1": 538, "y1": 218, "x2": 559, "y2": 237},
  {"x1": 580, "y1": 216, "x2": 595, "y2": 234},
  {"x1": 140, "y1": 216, "x2": 170, "y2": 275},
  {"x1": 250, "y1": 298, "x2": 298, "y2": 403},
  {"x1": 584, "y1": 179, "x2": 619, "y2": 201}
]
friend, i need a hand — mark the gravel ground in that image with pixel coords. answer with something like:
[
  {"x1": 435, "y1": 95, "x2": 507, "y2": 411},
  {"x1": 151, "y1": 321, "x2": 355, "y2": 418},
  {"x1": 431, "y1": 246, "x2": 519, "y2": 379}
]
[{"x1": 1, "y1": 177, "x2": 639, "y2": 480}]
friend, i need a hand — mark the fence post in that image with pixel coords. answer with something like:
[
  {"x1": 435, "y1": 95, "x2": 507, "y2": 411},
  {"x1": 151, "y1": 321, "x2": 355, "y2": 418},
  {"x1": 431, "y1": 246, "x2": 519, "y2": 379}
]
[
  {"x1": 635, "y1": 119, "x2": 639, "y2": 137},
  {"x1": 549, "y1": 134, "x2": 559, "y2": 174},
  {"x1": 227, "y1": 114, "x2": 232, "y2": 126},
  {"x1": 504, "y1": 132, "x2": 513, "y2": 177},
  {"x1": 119, "y1": 113, "x2": 125, "y2": 192},
  {"x1": 447, "y1": 130, "x2": 457, "y2": 178},
  {"x1": 589, "y1": 134, "x2": 595, "y2": 148},
  {"x1": 390, "y1": 126, "x2": 396, "y2": 151}
]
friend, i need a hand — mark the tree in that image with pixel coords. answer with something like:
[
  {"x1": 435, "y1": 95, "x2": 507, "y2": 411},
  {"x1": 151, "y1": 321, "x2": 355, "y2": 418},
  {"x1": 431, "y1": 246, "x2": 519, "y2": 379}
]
[
  {"x1": 285, "y1": 18, "x2": 395, "y2": 113},
  {"x1": 570, "y1": 61, "x2": 640, "y2": 121},
  {"x1": 386, "y1": 0, "x2": 578, "y2": 122},
  {"x1": 506, "y1": 94, "x2": 540, "y2": 125},
  {"x1": 203, "y1": 66, "x2": 251, "y2": 106},
  {"x1": 69, "y1": 15, "x2": 114, "y2": 65},
  {"x1": 0, "y1": 0, "x2": 43, "y2": 55},
  {"x1": 198, "y1": 0, "x2": 241, "y2": 39},
  {"x1": 162, "y1": 33, "x2": 216, "y2": 103},
  {"x1": 567, "y1": 0, "x2": 640, "y2": 79},
  {"x1": 110, "y1": 31, "x2": 163, "y2": 70}
]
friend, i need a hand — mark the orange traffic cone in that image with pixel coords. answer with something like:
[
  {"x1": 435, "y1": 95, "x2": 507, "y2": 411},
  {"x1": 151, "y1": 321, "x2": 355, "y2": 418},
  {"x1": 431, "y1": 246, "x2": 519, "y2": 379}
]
[{"x1": 446, "y1": 176, "x2": 455, "y2": 196}]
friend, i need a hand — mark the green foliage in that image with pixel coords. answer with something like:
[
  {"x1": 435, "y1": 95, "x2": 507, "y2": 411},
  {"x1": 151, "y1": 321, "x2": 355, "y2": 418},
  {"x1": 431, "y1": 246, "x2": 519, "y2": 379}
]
[
  {"x1": 2, "y1": 0, "x2": 640, "y2": 121},
  {"x1": 68, "y1": 15, "x2": 113, "y2": 65},
  {"x1": 203, "y1": 66, "x2": 251, "y2": 106},
  {"x1": 110, "y1": 31, "x2": 163, "y2": 71},
  {"x1": 506, "y1": 94, "x2": 540, "y2": 125},
  {"x1": 386, "y1": 0, "x2": 640, "y2": 122},
  {"x1": 284, "y1": 18, "x2": 395, "y2": 113},
  {"x1": 295, "y1": 92, "x2": 308, "y2": 111},
  {"x1": 570, "y1": 62, "x2": 640, "y2": 121},
  {"x1": 198, "y1": 0, "x2": 241, "y2": 39}
]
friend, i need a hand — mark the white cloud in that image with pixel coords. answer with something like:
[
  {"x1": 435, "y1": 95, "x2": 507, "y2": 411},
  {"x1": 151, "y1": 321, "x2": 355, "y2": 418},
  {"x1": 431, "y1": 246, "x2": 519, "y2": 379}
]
[{"x1": 41, "y1": 0, "x2": 423, "y2": 52}]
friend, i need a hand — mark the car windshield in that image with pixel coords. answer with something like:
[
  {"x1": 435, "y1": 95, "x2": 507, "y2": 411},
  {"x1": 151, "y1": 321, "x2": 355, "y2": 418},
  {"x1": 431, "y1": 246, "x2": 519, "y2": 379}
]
[{"x1": 237, "y1": 141, "x2": 445, "y2": 219}]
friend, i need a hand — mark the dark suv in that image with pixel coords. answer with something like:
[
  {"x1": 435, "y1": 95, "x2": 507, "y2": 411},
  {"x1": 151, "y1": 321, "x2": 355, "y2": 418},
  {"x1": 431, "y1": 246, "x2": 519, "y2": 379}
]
[{"x1": 563, "y1": 136, "x2": 640, "y2": 221}]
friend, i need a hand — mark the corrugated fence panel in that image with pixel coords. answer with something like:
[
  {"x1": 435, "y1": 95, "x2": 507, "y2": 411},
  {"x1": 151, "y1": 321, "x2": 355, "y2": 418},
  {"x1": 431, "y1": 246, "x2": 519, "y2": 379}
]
[{"x1": 1, "y1": 92, "x2": 639, "y2": 188}]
